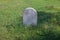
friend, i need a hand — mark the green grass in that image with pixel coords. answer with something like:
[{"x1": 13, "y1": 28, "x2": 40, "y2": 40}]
[{"x1": 0, "y1": 0, "x2": 60, "y2": 40}]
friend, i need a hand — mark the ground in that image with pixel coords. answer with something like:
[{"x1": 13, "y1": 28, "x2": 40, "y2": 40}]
[{"x1": 0, "y1": 0, "x2": 60, "y2": 40}]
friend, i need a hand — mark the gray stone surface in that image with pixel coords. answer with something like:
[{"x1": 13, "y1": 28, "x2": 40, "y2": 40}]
[{"x1": 23, "y1": 7, "x2": 37, "y2": 26}]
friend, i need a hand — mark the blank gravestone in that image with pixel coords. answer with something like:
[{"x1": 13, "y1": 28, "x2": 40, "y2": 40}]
[{"x1": 23, "y1": 7, "x2": 37, "y2": 26}]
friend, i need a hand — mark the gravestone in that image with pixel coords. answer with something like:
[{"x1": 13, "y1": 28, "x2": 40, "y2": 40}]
[{"x1": 23, "y1": 7, "x2": 37, "y2": 26}]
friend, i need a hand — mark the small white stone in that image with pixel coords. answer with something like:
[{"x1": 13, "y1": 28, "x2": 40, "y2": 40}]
[{"x1": 23, "y1": 7, "x2": 37, "y2": 26}]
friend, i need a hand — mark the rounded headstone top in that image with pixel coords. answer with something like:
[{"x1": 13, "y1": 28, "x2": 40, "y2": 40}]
[{"x1": 25, "y1": 7, "x2": 37, "y2": 12}]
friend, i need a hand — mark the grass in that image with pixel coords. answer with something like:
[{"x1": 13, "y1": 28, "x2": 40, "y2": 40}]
[{"x1": 0, "y1": 0, "x2": 60, "y2": 40}]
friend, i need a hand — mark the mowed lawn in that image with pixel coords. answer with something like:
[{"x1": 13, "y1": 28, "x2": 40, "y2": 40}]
[{"x1": 0, "y1": 0, "x2": 60, "y2": 40}]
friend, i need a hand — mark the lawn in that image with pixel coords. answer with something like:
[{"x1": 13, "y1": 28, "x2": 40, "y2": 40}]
[{"x1": 0, "y1": 0, "x2": 60, "y2": 40}]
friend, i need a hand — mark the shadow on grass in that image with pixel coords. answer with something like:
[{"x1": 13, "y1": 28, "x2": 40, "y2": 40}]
[
  {"x1": 37, "y1": 11, "x2": 55, "y2": 25},
  {"x1": 37, "y1": 11, "x2": 60, "y2": 26}
]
